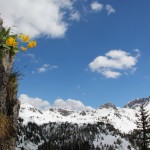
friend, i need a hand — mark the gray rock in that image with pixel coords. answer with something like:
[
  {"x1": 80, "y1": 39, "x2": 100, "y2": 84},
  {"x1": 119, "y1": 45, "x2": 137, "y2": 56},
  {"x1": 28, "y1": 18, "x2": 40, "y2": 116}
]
[
  {"x1": 0, "y1": 18, "x2": 20, "y2": 150},
  {"x1": 99, "y1": 103, "x2": 117, "y2": 110}
]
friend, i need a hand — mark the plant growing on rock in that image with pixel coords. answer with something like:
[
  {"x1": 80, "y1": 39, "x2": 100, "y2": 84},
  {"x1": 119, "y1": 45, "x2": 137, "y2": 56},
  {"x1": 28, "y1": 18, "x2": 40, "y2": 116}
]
[
  {"x1": 0, "y1": 19, "x2": 37, "y2": 149},
  {"x1": 0, "y1": 27, "x2": 36, "y2": 59}
]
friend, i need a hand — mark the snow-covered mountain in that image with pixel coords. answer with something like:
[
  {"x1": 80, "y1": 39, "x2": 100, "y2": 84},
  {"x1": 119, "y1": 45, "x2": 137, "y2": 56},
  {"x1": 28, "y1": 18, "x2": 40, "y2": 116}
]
[
  {"x1": 124, "y1": 96, "x2": 150, "y2": 110},
  {"x1": 16, "y1": 96, "x2": 150, "y2": 150},
  {"x1": 19, "y1": 101, "x2": 139, "y2": 133}
]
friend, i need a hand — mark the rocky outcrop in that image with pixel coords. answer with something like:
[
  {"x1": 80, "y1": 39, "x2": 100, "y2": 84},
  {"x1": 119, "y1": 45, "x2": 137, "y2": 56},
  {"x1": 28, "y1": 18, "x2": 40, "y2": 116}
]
[
  {"x1": 124, "y1": 96, "x2": 150, "y2": 109},
  {"x1": 0, "y1": 18, "x2": 20, "y2": 150},
  {"x1": 58, "y1": 108, "x2": 73, "y2": 116},
  {"x1": 99, "y1": 103, "x2": 117, "y2": 110}
]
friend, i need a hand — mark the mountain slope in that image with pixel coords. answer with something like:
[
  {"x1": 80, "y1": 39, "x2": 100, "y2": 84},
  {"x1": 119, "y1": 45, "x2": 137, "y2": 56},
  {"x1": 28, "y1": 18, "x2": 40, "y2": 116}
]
[
  {"x1": 124, "y1": 96, "x2": 150, "y2": 110},
  {"x1": 16, "y1": 120, "x2": 136, "y2": 150},
  {"x1": 16, "y1": 96, "x2": 150, "y2": 150},
  {"x1": 19, "y1": 102, "x2": 138, "y2": 133}
]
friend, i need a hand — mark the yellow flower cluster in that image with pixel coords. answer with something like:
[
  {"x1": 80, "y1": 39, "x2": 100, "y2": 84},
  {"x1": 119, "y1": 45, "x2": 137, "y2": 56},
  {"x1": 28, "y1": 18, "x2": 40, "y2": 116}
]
[
  {"x1": 6, "y1": 37, "x2": 18, "y2": 47},
  {"x1": 19, "y1": 34, "x2": 30, "y2": 42},
  {"x1": 5, "y1": 34, "x2": 37, "y2": 52},
  {"x1": 6, "y1": 34, "x2": 36, "y2": 51},
  {"x1": 19, "y1": 34, "x2": 37, "y2": 51}
]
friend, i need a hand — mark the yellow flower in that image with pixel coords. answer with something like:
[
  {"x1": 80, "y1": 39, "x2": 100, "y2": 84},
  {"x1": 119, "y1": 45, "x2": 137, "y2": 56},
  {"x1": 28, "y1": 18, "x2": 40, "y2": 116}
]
[
  {"x1": 27, "y1": 41, "x2": 37, "y2": 48},
  {"x1": 19, "y1": 34, "x2": 30, "y2": 42},
  {"x1": 22, "y1": 35, "x2": 30, "y2": 42},
  {"x1": 27, "y1": 42, "x2": 33, "y2": 48},
  {"x1": 32, "y1": 41, "x2": 36, "y2": 47},
  {"x1": 13, "y1": 41, "x2": 18, "y2": 47},
  {"x1": 6, "y1": 37, "x2": 14, "y2": 45},
  {"x1": 6, "y1": 37, "x2": 18, "y2": 47},
  {"x1": 19, "y1": 34, "x2": 24, "y2": 39},
  {"x1": 20, "y1": 46, "x2": 27, "y2": 51}
]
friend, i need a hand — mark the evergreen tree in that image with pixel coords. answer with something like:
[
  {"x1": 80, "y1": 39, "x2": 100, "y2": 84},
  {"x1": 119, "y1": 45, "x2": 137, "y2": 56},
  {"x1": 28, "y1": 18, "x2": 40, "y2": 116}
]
[{"x1": 135, "y1": 104, "x2": 150, "y2": 150}]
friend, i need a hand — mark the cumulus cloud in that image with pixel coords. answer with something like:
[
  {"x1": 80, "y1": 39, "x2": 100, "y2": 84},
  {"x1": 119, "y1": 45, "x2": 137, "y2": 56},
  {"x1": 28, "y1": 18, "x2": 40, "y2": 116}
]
[
  {"x1": 106, "y1": 4, "x2": 116, "y2": 15},
  {"x1": 90, "y1": 2, "x2": 103, "y2": 12},
  {"x1": 19, "y1": 94, "x2": 94, "y2": 111},
  {"x1": 37, "y1": 64, "x2": 58, "y2": 73},
  {"x1": 19, "y1": 94, "x2": 51, "y2": 110},
  {"x1": 89, "y1": 49, "x2": 140, "y2": 78},
  {"x1": 53, "y1": 98, "x2": 94, "y2": 111},
  {"x1": 0, "y1": 0, "x2": 75, "y2": 38},
  {"x1": 0, "y1": 0, "x2": 116, "y2": 38},
  {"x1": 101, "y1": 70, "x2": 121, "y2": 78}
]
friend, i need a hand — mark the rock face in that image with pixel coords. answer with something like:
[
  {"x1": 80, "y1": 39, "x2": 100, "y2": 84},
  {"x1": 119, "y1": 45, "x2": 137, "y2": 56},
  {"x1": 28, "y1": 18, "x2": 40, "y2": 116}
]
[
  {"x1": 58, "y1": 108, "x2": 73, "y2": 116},
  {"x1": 99, "y1": 103, "x2": 117, "y2": 110},
  {"x1": 0, "y1": 18, "x2": 20, "y2": 150},
  {"x1": 124, "y1": 97, "x2": 150, "y2": 109}
]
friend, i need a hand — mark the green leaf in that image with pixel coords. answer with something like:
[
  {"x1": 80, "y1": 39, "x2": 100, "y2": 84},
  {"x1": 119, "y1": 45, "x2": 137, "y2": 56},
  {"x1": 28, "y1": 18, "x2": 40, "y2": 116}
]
[
  {"x1": 2, "y1": 44, "x2": 11, "y2": 50},
  {"x1": 13, "y1": 48, "x2": 19, "y2": 53},
  {"x1": 0, "y1": 32, "x2": 3, "y2": 38},
  {"x1": 5, "y1": 27, "x2": 11, "y2": 37},
  {"x1": 0, "y1": 29, "x2": 5, "y2": 39},
  {"x1": 0, "y1": 28, "x2": 9, "y2": 41}
]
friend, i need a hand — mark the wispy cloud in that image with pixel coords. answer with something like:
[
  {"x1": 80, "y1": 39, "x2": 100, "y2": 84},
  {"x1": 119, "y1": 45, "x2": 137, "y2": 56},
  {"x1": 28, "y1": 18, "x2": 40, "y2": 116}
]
[
  {"x1": 89, "y1": 49, "x2": 140, "y2": 78},
  {"x1": 106, "y1": 5, "x2": 116, "y2": 15},
  {"x1": 90, "y1": 2, "x2": 103, "y2": 12},
  {"x1": 133, "y1": 49, "x2": 141, "y2": 58},
  {"x1": 90, "y1": 2, "x2": 116, "y2": 15},
  {"x1": 23, "y1": 53, "x2": 39, "y2": 63},
  {"x1": 36, "y1": 64, "x2": 58, "y2": 73},
  {"x1": 70, "y1": 10, "x2": 80, "y2": 21}
]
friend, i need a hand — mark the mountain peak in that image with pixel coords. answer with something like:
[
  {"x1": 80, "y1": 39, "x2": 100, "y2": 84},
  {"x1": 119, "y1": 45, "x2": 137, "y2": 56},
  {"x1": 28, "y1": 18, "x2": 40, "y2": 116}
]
[
  {"x1": 99, "y1": 103, "x2": 117, "y2": 110},
  {"x1": 124, "y1": 96, "x2": 150, "y2": 109}
]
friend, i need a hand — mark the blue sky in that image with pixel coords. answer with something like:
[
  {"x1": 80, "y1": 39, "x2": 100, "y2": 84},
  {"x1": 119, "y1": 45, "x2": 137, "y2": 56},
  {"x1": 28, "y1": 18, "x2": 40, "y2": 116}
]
[{"x1": 1, "y1": 0, "x2": 150, "y2": 109}]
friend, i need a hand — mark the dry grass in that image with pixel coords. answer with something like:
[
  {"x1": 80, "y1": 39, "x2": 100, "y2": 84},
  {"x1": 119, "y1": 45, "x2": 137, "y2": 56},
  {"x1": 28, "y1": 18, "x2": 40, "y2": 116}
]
[
  {"x1": 0, "y1": 113, "x2": 14, "y2": 138},
  {"x1": 0, "y1": 114, "x2": 15, "y2": 149}
]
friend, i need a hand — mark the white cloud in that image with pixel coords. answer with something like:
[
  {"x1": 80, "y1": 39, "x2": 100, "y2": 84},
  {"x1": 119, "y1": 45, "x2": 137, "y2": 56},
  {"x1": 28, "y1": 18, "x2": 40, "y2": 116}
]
[
  {"x1": 89, "y1": 49, "x2": 140, "y2": 78},
  {"x1": 90, "y1": 2, "x2": 103, "y2": 12},
  {"x1": 0, "y1": 0, "x2": 74, "y2": 38},
  {"x1": 70, "y1": 10, "x2": 80, "y2": 21},
  {"x1": 101, "y1": 70, "x2": 121, "y2": 78},
  {"x1": 53, "y1": 98, "x2": 94, "y2": 111},
  {"x1": 19, "y1": 94, "x2": 51, "y2": 110},
  {"x1": 37, "y1": 64, "x2": 58, "y2": 73},
  {"x1": 19, "y1": 94, "x2": 94, "y2": 111},
  {"x1": 133, "y1": 49, "x2": 141, "y2": 58},
  {"x1": 0, "y1": 0, "x2": 117, "y2": 38},
  {"x1": 106, "y1": 4, "x2": 116, "y2": 15}
]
